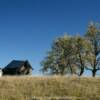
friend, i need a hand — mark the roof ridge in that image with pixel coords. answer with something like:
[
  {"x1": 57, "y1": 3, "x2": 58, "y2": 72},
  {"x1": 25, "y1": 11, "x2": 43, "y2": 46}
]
[{"x1": 12, "y1": 60, "x2": 26, "y2": 62}]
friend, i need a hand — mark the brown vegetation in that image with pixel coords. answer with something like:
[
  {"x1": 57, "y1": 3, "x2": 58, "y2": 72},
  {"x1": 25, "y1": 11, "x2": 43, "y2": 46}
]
[{"x1": 0, "y1": 76, "x2": 100, "y2": 100}]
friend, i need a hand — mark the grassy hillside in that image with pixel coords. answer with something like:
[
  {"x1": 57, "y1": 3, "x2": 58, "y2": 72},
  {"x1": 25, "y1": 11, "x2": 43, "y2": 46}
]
[{"x1": 0, "y1": 76, "x2": 100, "y2": 100}]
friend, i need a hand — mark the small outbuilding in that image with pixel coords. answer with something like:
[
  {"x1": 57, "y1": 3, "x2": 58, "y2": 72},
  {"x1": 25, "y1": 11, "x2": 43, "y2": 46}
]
[
  {"x1": 2, "y1": 60, "x2": 33, "y2": 75},
  {"x1": 0, "y1": 68, "x2": 2, "y2": 77}
]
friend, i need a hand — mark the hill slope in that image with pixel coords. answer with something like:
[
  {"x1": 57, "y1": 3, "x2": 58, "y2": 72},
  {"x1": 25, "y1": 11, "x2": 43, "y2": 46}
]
[{"x1": 0, "y1": 76, "x2": 100, "y2": 100}]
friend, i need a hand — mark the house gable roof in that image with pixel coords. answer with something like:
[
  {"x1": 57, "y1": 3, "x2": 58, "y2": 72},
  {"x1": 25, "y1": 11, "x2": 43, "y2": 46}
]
[{"x1": 4, "y1": 60, "x2": 33, "y2": 70}]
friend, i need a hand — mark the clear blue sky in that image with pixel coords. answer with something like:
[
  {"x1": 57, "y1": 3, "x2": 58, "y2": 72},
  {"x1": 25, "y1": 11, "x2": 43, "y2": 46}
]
[{"x1": 0, "y1": 0, "x2": 100, "y2": 75}]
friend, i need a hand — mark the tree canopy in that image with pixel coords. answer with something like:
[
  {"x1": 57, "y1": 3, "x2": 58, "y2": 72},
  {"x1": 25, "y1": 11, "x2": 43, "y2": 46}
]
[{"x1": 41, "y1": 22, "x2": 100, "y2": 77}]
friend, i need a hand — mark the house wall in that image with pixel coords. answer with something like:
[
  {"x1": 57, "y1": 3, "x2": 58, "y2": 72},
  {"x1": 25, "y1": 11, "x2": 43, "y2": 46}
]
[
  {"x1": 20, "y1": 65, "x2": 25, "y2": 72},
  {"x1": 18, "y1": 65, "x2": 31, "y2": 75},
  {"x1": 19, "y1": 65, "x2": 32, "y2": 75}
]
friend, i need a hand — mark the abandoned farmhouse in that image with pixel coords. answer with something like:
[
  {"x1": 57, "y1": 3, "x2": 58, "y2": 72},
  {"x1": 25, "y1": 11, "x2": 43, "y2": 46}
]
[{"x1": 0, "y1": 60, "x2": 33, "y2": 76}]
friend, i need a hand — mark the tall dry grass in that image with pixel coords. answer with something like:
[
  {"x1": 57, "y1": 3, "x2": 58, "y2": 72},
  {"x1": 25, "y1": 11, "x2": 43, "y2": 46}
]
[{"x1": 0, "y1": 76, "x2": 100, "y2": 100}]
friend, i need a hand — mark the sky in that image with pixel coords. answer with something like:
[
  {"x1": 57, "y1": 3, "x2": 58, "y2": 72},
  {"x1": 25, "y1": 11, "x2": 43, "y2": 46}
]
[{"x1": 0, "y1": 0, "x2": 100, "y2": 76}]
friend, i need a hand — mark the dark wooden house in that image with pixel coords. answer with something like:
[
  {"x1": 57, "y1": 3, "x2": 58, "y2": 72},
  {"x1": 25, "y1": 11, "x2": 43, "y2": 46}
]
[{"x1": 2, "y1": 60, "x2": 33, "y2": 75}]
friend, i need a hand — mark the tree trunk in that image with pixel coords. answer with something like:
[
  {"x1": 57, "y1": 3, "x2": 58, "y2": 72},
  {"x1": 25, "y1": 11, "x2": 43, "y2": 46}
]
[
  {"x1": 79, "y1": 67, "x2": 84, "y2": 76},
  {"x1": 92, "y1": 69, "x2": 96, "y2": 77},
  {"x1": 67, "y1": 59, "x2": 73, "y2": 75},
  {"x1": 69, "y1": 65, "x2": 73, "y2": 75}
]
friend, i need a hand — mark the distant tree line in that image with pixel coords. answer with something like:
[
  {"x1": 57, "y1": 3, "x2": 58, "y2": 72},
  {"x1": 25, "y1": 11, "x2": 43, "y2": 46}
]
[{"x1": 41, "y1": 22, "x2": 100, "y2": 77}]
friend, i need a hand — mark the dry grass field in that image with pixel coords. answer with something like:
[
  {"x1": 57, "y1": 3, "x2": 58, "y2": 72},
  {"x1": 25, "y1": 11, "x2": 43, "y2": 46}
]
[{"x1": 0, "y1": 76, "x2": 100, "y2": 100}]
